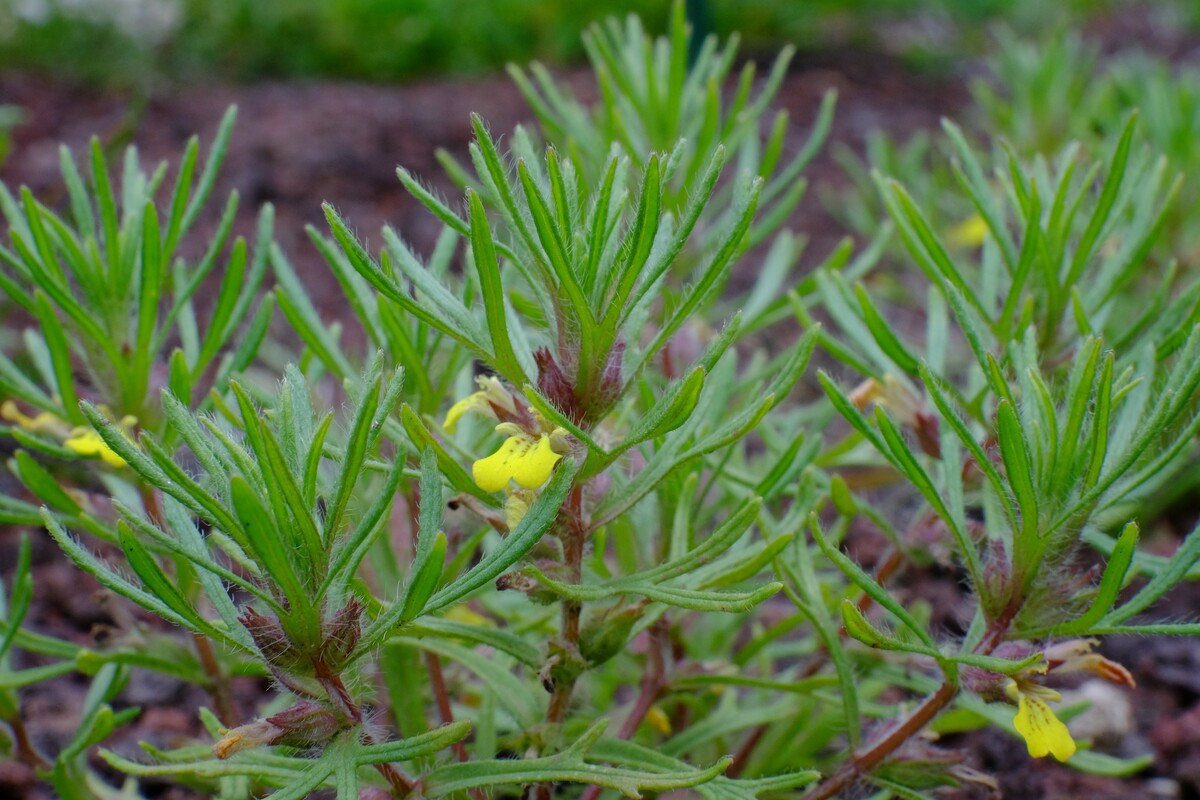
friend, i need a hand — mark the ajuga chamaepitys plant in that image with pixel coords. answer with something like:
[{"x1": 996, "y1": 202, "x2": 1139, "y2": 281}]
[{"x1": 4, "y1": 3, "x2": 1200, "y2": 799}]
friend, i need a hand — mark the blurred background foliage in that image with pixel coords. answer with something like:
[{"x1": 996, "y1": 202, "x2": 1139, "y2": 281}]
[{"x1": 0, "y1": 0, "x2": 1195, "y2": 86}]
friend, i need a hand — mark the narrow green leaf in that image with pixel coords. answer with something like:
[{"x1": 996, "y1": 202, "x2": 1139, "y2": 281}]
[
  {"x1": 840, "y1": 599, "x2": 937, "y2": 657},
  {"x1": 11, "y1": 450, "x2": 81, "y2": 514},
  {"x1": 32, "y1": 292, "x2": 83, "y2": 424},
  {"x1": 996, "y1": 400, "x2": 1039, "y2": 548},
  {"x1": 1054, "y1": 521, "x2": 1138, "y2": 635},
  {"x1": 400, "y1": 404, "x2": 498, "y2": 507},
  {"x1": 854, "y1": 282, "x2": 919, "y2": 375},
  {"x1": 117, "y1": 521, "x2": 215, "y2": 636},
  {"x1": 324, "y1": 365, "x2": 383, "y2": 542},
  {"x1": 1064, "y1": 113, "x2": 1138, "y2": 289},
  {"x1": 423, "y1": 456, "x2": 578, "y2": 614},
  {"x1": 400, "y1": 532, "x2": 446, "y2": 622},
  {"x1": 467, "y1": 190, "x2": 526, "y2": 383},
  {"x1": 195, "y1": 237, "x2": 247, "y2": 372},
  {"x1": 355, "y1": 721, "x2": 473, "y2": 764},
  {"x1": 810, "y1": 513, "x2": 940, "y2": 652}
]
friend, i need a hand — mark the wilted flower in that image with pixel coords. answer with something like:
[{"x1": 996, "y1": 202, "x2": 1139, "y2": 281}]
[
  {"x1": 213, "y1": 701, "x2": 341, "y2": 758},
  {"x1": 848, "y1": 375, "x2": 940, "y2": 457}
]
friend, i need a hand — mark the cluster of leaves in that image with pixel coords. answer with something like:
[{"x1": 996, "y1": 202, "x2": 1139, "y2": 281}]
[
  {"x1": 3, "y1": 4, "x2": 1200, "y2": 800},
  {"x1": 971, "y1": 32, "x2": 1200, "y2": 264},
  {"x1": 830, "y1": 25, "x2": 1200, "y2": 268}
]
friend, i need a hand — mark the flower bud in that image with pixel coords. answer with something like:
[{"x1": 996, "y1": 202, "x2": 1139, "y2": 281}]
[
  {"x1": 579, "y1": 603, "x2": 644, "y2": 666},
  {"x1": 213, "y1": 702, "x2": 343, "y2": 758},
  {"x1": 535, "y1": 348, "x2": 582, "y2": 424},
  {"x1": 320, "y1": 598, "x2": 363, "y2": 668},
  {"x1": 266, "y1": 701, "x2": 343, "y2": 747},
  {"x1": 239, "y1": 607, "x2": 306, "y2": 672}
]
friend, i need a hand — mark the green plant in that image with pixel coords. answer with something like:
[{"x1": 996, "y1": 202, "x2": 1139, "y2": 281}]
[
  {"x1": 3, "y1": 5, "x2": 1200, "y2": 800},
  {"x1": 972, "y1": 32, "x2": 1200, "y2": 264},
  {"x1": 798, "y1": 112, "x2": 1200, "y2": 795},
  {"x1": 505, "y1": 2, "x2": 835, "y2": 252}
]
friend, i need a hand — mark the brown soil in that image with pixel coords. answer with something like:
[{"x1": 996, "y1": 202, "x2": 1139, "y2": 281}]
[{"x1": 1, "y1": 45, "x2": 1197, "y2": 800}]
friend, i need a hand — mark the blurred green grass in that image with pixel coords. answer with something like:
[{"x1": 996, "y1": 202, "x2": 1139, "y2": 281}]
[{"x1": 1, "y1": 0, "x2": 1184, "y2": 86}]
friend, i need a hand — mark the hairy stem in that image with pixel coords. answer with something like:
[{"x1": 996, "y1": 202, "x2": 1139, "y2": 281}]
[
  {"x1": 546, "y1": 485, "x2": 587, "y2": 725},
  {"x1": 615, "y1": 619, "x2": 669, "y2": 740},
  {"x1": 10, "y1": 713, "x2": 50, "y2": 771},
  {"x1": 579, "y1": 621, "x2": 670, "y2": 800},
  {"x1": 193, "y1": 633, "x2": 238, "y2": 726},
  {"x1": 426, "y1": 651, "x2": 470, "y2": 764},
  {"x1": 804, "y1": 680, "x2": 958, "y2": 800},
  {"x1": 729, "y1": 546, "x2": 905, "y2": 779},
  {"x1": 534, "y1": 485, "x2": 588, "y2": 800},
  {"x1": 322, "y1": 667, "x2": 416, "y2": 797},
  {"x1": 804, "y1": 600, "x2": 1016, "y2": 798}
]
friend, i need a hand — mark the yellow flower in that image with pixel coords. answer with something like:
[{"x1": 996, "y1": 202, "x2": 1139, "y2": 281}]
[
  {"x1": 3, "y1": 400, "x2": 133, "y2": 468},
  {"x1": 947, "y1": 214, "x2": 989, "y2": 249},
  {"x1": 444, "y1": 392, "x2": 492, "y2": 432},
  {"x1": 473, "y1": 423, "x2": 563, "y2": 492},
  {"x1": 443, "y1": 376, "x2": 515, "y2": 433},
  {"x1": 504, "y1": 488, "x2": 535, "y2": 530},
  {"x1": 1, "y1": 400, "x2": 69, "y2": 436},
  {"x1": 444, "y1": 379, "x2": 569, "y2": 494},
  {"x1": 1002, "y1": 639, "x2": 1132, "y2": 762},
  {"x1": 63, "y1": 427, "x2": 128, "y2": 468},
  {"x1": 1007, "y1": 680, "x2": 1076, "y2": 762}
]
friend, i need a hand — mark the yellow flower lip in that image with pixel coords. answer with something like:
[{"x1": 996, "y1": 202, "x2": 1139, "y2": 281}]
[
  {"x1": 472, "y1": 429, "x2": 563, "y2": 493},
  {"x1": 1010, "y1": 684, "x2": 1077, "y2": 762},
  {"x1": 444, "y1": 392, "x2": 492, "y2": 433},
  {"x1": 444, "y1": 380, "x2": 569, "y2": 494},
  {"x1": 1002, "y1": 640, "x2": 1134, "y2": 763},
  {"x1": 64, "y1": 428, "x2": 128, "y2": 468},
  {"x1": 1, "y1": 400, "x2": 69, "y2": 436}
]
